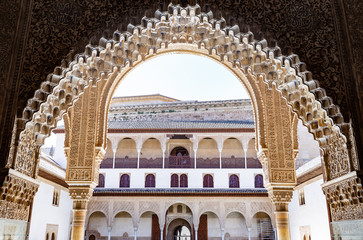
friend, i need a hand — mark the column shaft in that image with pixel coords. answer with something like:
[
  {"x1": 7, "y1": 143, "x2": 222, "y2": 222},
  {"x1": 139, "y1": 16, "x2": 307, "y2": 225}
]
[
  {"x1": 71, "y1": 209, "x2": 87, "y2": 240},
  {"x1": 275, "y1": 211, "x2": 290, "y2": 240}
]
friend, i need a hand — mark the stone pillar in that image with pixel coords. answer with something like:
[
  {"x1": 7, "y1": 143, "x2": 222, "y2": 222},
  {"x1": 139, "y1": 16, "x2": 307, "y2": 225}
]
[
  {"x1": 72, "y1": 209, "x2": 87, "y2": 240},
  {"x1": 248, "y1": 228, "x2": 251, "y2": 240},
  {"x1": 194, "y1": 227, "x2": 198, "y2": 240},
  {"x1": 68, "y1": 185, "x2": 94, "y2": 240},
  {"x1": 267, "y1": 187, "x2": 293, "y2": 240},
  {"x1": 134, "y1": 227, "x2": 138, "y2": 240},
  {"x1": 221, "y1": 228, "x2": 225, "y2": 240},
  {"x1": 107, "y1": 227, "x2": 112, "y2": 240}
]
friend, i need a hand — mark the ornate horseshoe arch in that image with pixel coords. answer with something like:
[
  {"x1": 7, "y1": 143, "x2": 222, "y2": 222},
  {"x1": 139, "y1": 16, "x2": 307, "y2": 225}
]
[{"x1": 5, "y1": 3, "x2": 362, "y2": 240}]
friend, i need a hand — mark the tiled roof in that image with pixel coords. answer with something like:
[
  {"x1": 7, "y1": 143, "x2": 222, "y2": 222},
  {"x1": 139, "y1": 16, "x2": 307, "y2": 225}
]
[
  {"x1": 93, "y1": 188, "x2": 267, "y2": 196},
  {"x1": 107, "y1": 120, "x2": 254, "y2": 129}
]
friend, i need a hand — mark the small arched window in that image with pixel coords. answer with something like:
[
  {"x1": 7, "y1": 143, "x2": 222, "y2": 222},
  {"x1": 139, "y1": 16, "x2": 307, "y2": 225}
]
[
  {"x1": 46, "y1": 233, "x2": 49, "y2": 240},
  {"x1": 255, "y1": 174, "x2": 264, "y2": 188},
  {"x1": 97, "y1": 174, "x2": 105, "y2": 188},
  {"x1": 177, "y1": 205, "x2": 183, "y2": 213},
  {"x1": 120, "y1": 174, "x2": 130, "y2": 188},
  {"x1": 171, "y1": 174, "x2": 179, "y2": 188},
  {"x1": 89, "y1": 235, "x2": 96, "y2": 240},
  {"x1": 145, "y1": 174, "x2": 155, "y2": 188},
  {"x1": 51, "y1": 233, "x2": 55, "y2": 240},
  {"x1": 229, "y1": 174, "x2": 239, "y2": 188},
  {"x1": 203, "y1": 174, "x2": 214, "y2": 188},
  {"x1": 180, "y1": 174, "x2": 188, "y2": 188}
]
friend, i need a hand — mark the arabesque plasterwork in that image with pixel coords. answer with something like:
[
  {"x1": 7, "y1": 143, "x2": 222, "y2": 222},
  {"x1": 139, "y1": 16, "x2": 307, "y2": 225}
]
[{"x1": 2, "y1": 2, "x2": 361, "y2": 236}]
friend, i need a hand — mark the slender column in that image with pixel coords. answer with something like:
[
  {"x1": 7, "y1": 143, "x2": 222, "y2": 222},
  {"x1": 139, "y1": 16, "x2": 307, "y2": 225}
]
[
  {"x1": 134, "y1": 227, "x2": 138, "y2": 240},
  {"x1": 107, "y1": 227, "x2": 112, "y2": 240},
  {"x1": 248, "y1": 228, "x2": 251, "y2": 240},
  {"x1": 218, "y1": 149, "x2": 222, "y2": 168},
  {"x1": 162, "y1": 150, "x2": 165, "y2": 168},
  {"x1": 71, "y1": 209, "x2": 87, "y2": 240},
  {"x1": 221, "y1": 228, "x2": 225, "y2": 240},
  {"x1": 112, "y1": 149, "x2": 116, "y2": 168},
  {"x1": 137, "y1": 149, "x2": 141, "y2": 168},
  {"x1": 160, "y1": 226, "x2": 164, "y2": 240},
  {"x1": 194, "y1": 227, "x2": 198, "y2": 240},
  {"x1": 244, "y1": 150, "x2": 247, "y2": 169},
  {"x1": 194, "y1": 150, "x2": 197, "y2": 169}
]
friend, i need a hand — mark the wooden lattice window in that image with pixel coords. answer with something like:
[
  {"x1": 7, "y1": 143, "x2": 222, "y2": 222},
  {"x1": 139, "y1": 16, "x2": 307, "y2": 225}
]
[
  {"x1": 254, "y1": 174, "x2": 264, "y2": 188},
  {"x1": 97, "y1": 174, "x2": 105, "y2": 188},
  {"x1": 171, "y1": 174, "x2": 179, "y2": 188},
  {"x1": 145, "y1": 174, "x2": 155, "y2": 188},
  {"x1": 229, "y1": 174, "x2": 239, "y2": 188},
  {"x1": 203, "y1": 174, "x2": 214, "y2": 188},
  {"x1": 120, "y1": 174, "x2": 130, "y2": 188},
  {"x1": 180, "y1": 174, "x2": 188, "y2": 188}
]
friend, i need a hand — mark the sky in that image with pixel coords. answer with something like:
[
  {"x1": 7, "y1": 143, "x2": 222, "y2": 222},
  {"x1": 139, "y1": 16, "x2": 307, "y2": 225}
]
[{"x1": 113, "y1": 54, "x2": 250, "y2": 100}]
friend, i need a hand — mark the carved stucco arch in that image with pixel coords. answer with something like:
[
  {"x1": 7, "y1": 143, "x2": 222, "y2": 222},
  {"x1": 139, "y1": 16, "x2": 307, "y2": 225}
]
[{"x1": 9, "y1": 3, "x2": 359, "y2": 227}]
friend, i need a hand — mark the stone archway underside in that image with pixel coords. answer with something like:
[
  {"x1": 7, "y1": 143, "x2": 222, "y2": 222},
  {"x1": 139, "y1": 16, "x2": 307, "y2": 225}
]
[{"x1": 2, "y1": 3, "x2": 362, "y2": 240}]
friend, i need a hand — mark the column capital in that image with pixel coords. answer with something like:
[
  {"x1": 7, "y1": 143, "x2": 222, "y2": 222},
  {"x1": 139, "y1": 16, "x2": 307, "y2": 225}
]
[
  {"x1": 68, "y1": 184, "x2": 94, "y2": 210},
  {"x1": 266, "y1": 186, "x2": 294, "y2": 211}
]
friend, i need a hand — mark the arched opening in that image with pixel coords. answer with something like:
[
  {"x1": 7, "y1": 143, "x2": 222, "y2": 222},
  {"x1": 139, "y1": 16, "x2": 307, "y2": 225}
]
[
  {"x1": 100, "y1": 139, "x2": 113, "y2": 168},
  {"x1": 112, "y1": 211, "x2": 133, "y2": 238},
  {"x1": 86, "y1": 212, "x2": 108, "y2": 239},
  {"x1": 140, "y1": 138, "x2": 163, "y2": 168},
  {"x1": 168, "y1": 219, "x2": 192, "y2": 240},
  {"x1": 10, "y1": 4, "x2": 356, "y2": 240},
  {"x1": 251, "y1": 212, "x2": 275, "y2": 240},
  {"x1": 222, "y1": 138, "x2": 244, "y2": 168},
  {"x1": 169, "y1": 147, "x2": 191, "y2": 168},
  {"x1": 166, "y1": 204, "x2": 193, "y2": 240},
  {"x1": 115, "y1": 138, "x2": 138, "y2": 168},
  {"x1": 139, "y1": 211, "x2": 160, "y2": 239},
  {"x1": 225, "y1": 212, "x2": 248, "y2": 239},
  {"x1": 197, "y1": 138, "x2": 219, "y2": 168},
  {"x1": 198, "y1": 212, "x2": 220, "y2": 239}
]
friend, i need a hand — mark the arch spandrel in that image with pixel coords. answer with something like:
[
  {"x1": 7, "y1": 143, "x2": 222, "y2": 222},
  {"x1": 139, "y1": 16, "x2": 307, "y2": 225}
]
[{"x1": 9, "y1": 3, "x2": 362, "y2": 228}]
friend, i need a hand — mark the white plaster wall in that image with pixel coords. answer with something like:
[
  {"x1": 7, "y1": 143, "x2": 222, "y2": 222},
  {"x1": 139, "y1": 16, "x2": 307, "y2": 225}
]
[
  {"x1": 288, "y1": 176, "x2": 330, "y2": 240},
  {"x1": 88, "y1": 212, "x2": 108, "y2": 236},
  {"x1": 207, "y1": 212, "x2": 221, "y2": 237},
  {"x1": 138, "y1": 213, "x2": 152, "y2": 237},
  {"x1": 53, "y1": 133, "x2": 67, "y2": 169},
  {"x1": 225, "y1": 213, "x2": 248, "y2": 237},
  {"x1": 100, "y1": 168, "x2": 264, "y2": 189},
  {"x1": 28, "y1": 181, "x2": 73, "y2": 240},
  {"x1": 111, "y1": 213, "x2": 134, "y2": 237}
]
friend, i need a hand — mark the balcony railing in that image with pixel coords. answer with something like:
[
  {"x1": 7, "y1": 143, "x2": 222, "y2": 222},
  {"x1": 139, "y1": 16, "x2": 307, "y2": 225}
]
[{"x1": 100, "y1": 157, "x2": 262, "y2": 169}]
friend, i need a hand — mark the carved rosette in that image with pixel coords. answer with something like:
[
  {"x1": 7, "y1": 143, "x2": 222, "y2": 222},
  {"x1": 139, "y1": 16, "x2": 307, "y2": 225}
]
[
  {"x1": 0, "y1": 170, "x2": 39, "y2": 221},
  {"x1": 322, "y1": 174, "x2": 363, "y2": 222}
]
